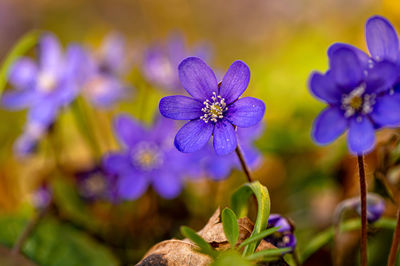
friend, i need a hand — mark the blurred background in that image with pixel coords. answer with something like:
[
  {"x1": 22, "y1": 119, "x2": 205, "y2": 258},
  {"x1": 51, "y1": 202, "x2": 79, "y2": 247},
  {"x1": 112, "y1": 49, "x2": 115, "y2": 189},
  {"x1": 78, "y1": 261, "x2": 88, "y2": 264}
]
[{"x1": 1, "y1": 0, "x2": 400, "y2": 265}]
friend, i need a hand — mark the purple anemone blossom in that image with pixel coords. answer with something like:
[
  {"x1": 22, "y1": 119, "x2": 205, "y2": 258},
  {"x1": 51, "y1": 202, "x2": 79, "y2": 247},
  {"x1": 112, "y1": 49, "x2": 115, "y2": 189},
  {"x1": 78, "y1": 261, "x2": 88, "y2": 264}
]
[
  {"x1": 334, "y1": 193, "x2": 385, "y2": 224},
  {"x1": 32, "y1": 183, "x2": 52, "y2": 210},
  {"x1": 73, "y1": 33, "x2": 130, "y2": 107},
  {"x1": 75, "y1": 166, "x2": 118, "y2": 202},
  {"x1": 309, "y1": 46, "x2": 400, "y2": 154},
  {"x1": 103, "y1": 114, "x2": 194, "y2": 200},
  {"x1": 159, "y1": 57, "x2": 265, "y2": 156},
  {"x1": 2, "y1": 33, "x2": 81, "y2": 156},
  {"x1": 142, "y1": 33, "x2": 211, "y2": 92},
  {"x1": 264, "y1": 214, "x2": 296, "y2": 252},
  {"x1": 198, "y1": 124, "x2": 264, "y2": 180}
]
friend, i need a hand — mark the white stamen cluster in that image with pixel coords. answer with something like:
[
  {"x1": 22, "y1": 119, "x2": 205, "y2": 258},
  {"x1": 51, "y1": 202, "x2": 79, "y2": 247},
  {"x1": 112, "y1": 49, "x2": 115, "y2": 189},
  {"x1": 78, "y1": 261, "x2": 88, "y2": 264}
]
[
  {"x1": 200, "y1": 92, "x2": 228, "y2": 123},
  {"x1": 82, "y1": 174, "x2": 106, "y2": 195},
  {"x1": 341, "y1": 84, "x2": 376, "y2": 118},
  {"x1": 37, "y1": 72, "x2": 57, "y2": 93},
  {"x1": 131, "y1": 141, "x2": 163, "y2": 171}
]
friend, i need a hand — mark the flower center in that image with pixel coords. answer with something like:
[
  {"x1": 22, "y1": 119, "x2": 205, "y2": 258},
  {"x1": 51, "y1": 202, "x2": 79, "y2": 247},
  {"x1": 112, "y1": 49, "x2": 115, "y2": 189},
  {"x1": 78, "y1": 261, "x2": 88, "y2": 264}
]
[
  {"x1": 131, "y1": 142, "x2": 163, "y2": 171},
  {"x1": 200, "y1": 92, "x2": 228, "y2": 123},
  {"x1": 82, "y1": 174, "x2": 106, "y2": 196},
  {"x1": 341, "y1": 85, "x2": 375, "y2": 118},
  {"x1": 37, "y1": 72, "x2": 57, "y2": 93}
]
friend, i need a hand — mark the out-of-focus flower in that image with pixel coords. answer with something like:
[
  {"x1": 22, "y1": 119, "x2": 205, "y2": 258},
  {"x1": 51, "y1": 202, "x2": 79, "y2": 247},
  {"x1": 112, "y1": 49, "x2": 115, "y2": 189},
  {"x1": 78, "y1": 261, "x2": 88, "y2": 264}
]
[
  {"x1": 73, "y1": 33, "x2": 131, "y2": 107},
  {"x1": 142, "y1": 33, "x2": 211, "y2": 92},
  {"x1": 2, "y1": 33, "x2": 81, "y2": 156},
  {"x1": 75, "y1": 166, "x2": 118, "y2": 202},
  {"x1": 334, "y1": 193, "x2": 385, "y2": 224},
  {"x1": 159, "y1": 57, "x2": 265, "y2": 155},
  {"x1": 309, "y1": 46, "x2": 399, "y2": 154},
  {"x1": 199, "y1": 124, "x2": 264, "y2": 180},
  {"x1": 264, "y1": 214, "x2": 296, "y2": 252},
  {"x1": 103, "y1": 115, "x2": 194, "y2": 200},
  {"x1": 32, "y1": 183, "x2": 52, "y2": 210}
]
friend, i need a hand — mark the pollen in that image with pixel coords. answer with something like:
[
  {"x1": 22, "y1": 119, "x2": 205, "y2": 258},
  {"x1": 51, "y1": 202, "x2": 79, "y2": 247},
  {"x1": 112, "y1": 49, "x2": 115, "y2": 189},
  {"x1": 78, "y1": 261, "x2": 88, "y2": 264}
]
[
  {"x1": 37, "y1": 72, "x2": 57, "y2": 93},
  {"x1": 131, "y1": 142, "x2": 163, "y2": 171},
  {"x1": 341, "y1": 85, "x2": 375, "y2": 117},
  {"x1": 200, "y1": 92, "x2": 228, "y2": 123}
]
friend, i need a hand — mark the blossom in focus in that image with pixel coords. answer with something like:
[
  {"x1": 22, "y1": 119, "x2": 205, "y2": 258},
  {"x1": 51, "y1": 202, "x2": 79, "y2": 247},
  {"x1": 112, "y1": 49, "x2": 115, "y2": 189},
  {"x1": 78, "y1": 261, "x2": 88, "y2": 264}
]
[
  {"x1": 2, "y1": 33, "x2": 81, "y2": 156},
  {"x1": 103, "y1": 115, "x2": 194, "y2": 200},
  {"x1": 74, "y1": 33, "x2": 131, "y2": 107},
  {"x1": 264, "y1": 214, "x2": 296, "y2": 252},
  {"x1": 309, "y1": 46, "x2": 400, "y2": 154},
  {"x1": 159, "y1": 57, "x2": 265, "y2": 155},
  {"x1": 142, "y1": 33, "x2": 211, "y2": 92}
]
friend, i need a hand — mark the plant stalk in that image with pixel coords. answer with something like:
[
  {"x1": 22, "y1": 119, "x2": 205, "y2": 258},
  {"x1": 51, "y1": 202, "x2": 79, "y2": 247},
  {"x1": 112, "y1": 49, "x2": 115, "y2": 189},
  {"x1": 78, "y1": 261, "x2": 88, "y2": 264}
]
[
  {"x1": 357, "y1": 154, "x2": 367, "y2": 266},
  {"x1": 235, "y1": 142, "x2": 253, "y2": 183},
  {"x1": 388, "y1": 208, "x2": 400, "y2": 266}
]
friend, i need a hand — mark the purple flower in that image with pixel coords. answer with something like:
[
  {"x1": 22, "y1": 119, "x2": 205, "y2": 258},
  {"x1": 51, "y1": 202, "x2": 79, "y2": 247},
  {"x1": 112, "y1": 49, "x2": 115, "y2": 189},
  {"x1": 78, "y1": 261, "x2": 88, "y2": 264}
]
[
  {"x1": 103, "y1": 115, "x2": 193, "y2": 200},
  {"x1": 2, "y1": 33, "x2": 81, "y2": 155},
  {"x1": 334, "y1": 193, "x2": 385, "y2": 224},
  {"x1": 159, "y1": 57, "x2": 265, "y2": 155},
  {"x1": 264, "y1": 214, "x2": 296, "y2": 252},
  {"x1": 199, "y1": 124, "x2": 264, "y2": 180},
  {"x1": 32, "y1": 183, "x2": 52, "y2": 210},
  {"x1": 72, "y1": 33, "x2": 130, "y2": 107},
  {"x1": 75, "y1": 166, "x2": 118, "y2": 202},
  {"x1": 309, "y1": 45, "x2": 399, "y2": 154},
  {"x1": 142, "y1": 33, "x2": 211, "y2": 92}
]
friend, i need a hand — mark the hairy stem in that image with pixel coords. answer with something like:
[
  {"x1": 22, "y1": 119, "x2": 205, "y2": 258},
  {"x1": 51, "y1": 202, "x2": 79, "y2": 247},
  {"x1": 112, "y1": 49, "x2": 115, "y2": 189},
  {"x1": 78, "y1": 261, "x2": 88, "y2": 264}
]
[
  {"x1": 12, "y1": 204, "x2": 50, "y2": 255},
  {"x1": 357, "y1": 154, "x2": 367, "y2": 266},
  {"x1": 388, "y1": 208, "x2": 400, "y2": 266},
  {"x1": 235, "y1": 142, "x2": 253, "y2": 183}
]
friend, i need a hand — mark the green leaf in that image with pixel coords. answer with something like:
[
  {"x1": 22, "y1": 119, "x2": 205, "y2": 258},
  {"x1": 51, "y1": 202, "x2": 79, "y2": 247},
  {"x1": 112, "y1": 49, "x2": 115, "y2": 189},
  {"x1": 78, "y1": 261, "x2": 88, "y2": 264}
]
[
  {"x1": 221, "y1": 208, "x2": 239, "y2": 248},
  {"x1": 180, "y1": 226, "x2": 217, "y2": 259},
  {"x1": 231, "y1": 181, "x2": 271, "y2": 256},
  {"x1": 0, "y1": 31, "x2": 41, "y2": 97},
  {"x1": 246, "y1": 248, "x2": 291, "y2": 261},
  {"x1": 0, "y1": 213, "x2": 118, "y2": 266},
  {"x1": 238, "y1": 226, "x2": 280, "y2": 249},
  {"x1": 211, "y1": 250, "x2": 252, "y2": 266},
  {"x1": 300, "y1": 217, "x2": 397, "y2": 263}
]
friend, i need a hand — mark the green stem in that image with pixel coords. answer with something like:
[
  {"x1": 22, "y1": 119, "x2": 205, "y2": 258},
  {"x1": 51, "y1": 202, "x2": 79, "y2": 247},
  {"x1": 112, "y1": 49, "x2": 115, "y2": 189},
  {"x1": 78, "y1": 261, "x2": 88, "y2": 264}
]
[{"x1": 71, "y1": 98, "x2": 101, "y2": 159}]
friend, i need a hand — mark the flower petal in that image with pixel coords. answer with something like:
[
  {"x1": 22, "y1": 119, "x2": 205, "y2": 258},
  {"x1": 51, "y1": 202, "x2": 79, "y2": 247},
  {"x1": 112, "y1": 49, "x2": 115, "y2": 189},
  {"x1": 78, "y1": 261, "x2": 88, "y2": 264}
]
[
  {"x1": 370, "y1": 93, "x2": 400, "y2": 127},
  {"x1": 312, "y1": 106, "x2": 348, "y2": 145},
  {"x1": 309, "y1": 72, "x2": 341, "y2": 104},
  {"x1": 213, "y1": 120, "x2": 237, "y2": 155},
  {"x1": 114, "y1": 115, "x2": 146, "y2": 148},
  {"x1": 100, "y1": 33, "x2": 125, "y2": 73},
  {"x1": 103, "y1": 152, "x2": 132, "y2": 175},
  {"x1": 219, "y1": 60, "x2": 250, "y2": 104},
  {"x1": 365, "y1": 60, "x2": 398, "y2": 93},
  {"x1": 328, "y1": 43, "x2": 370, "y2": 69},
  {"x1": 8, "y1": 58, "x2": 37, "y2": 89},
  {"x1": 152, "y1": 171, "x2": 182, "y2": 199},
  {"x1": 159, "y1": 95, "x2": 203, "y2": 120},
  {"x1": 28, "y1": 100, "x2": 58, "y2": 125},
  {"x1": 178, "y1": 57, "x2": 218, "y2": 100},
  {"x1": 205, "y1": 156, "x2": 233, "y2": 180},
  {"x1": 330, "y1": 47, "x2": 363, "y2": 90},
  {"x1": 117, "y1": 171, "x2": 148, "y2": 200},
  {"x1": 174, "y1": 119, "x2": 213, "y2": 153},
  {"x1": 1, "y1": 89, "x2": 39, "y2": 110},
  {"x1": 39, "y1": 33, "x2": 63, "y2": 75},
  {"x1": 347, "y1": 116, "x2": 376, "y2": 154},
  {"x1": 225, "y1": 97, "x2": 265, "y2": 128},
  {"x1": 366, "y1": 16, "x2": 399, "y2": 62}
]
